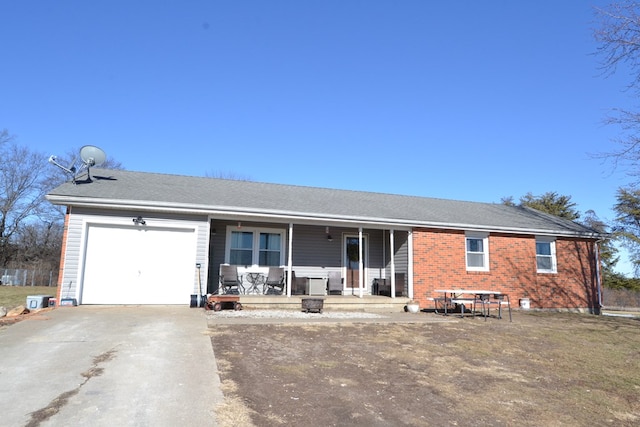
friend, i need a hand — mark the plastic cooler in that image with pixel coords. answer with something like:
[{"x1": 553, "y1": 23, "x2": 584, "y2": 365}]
[{"x1": 26, "y1": 295, "x2": 53, "y2": 309}]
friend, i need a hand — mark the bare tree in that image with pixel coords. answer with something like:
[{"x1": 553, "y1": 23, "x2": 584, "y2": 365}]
[
  {"x1": 613, "y1": 186, "x2": 640, "y2": 273},
  {"x1": 204, "y1": 170, "x2": 252, "y2": 181},
  {"x1": 0, "y1": 129, "x2": 51, "y2": 267},
  {"x1": 594, "y1": 2, "x2": 640, "y2": 172},
  {"x1": 13, "y1": 220, "x2": 63, "y2": 270}
]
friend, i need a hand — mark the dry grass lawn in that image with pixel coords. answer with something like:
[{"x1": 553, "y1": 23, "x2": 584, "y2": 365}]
[
  {"x1": 0, "y1": 285, "x2": 57, "y2": 310},
  {"x1": 210, "y1": 311, "x2": 640, "y2": 426}
]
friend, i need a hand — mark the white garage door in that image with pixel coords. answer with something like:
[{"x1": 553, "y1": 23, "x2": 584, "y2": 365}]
[{"x1": 81, "y1": 224, "x2": 197, "y2": 304}]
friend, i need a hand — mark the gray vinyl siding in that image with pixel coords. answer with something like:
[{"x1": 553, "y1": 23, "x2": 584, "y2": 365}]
[
  {"x1": 291, "y1": 224, "x2": 341, "y2": 267},
  {"x1": 388, "y1": 231, "x2": 409, "y2": 295},
  {"x1": 387, "y1": 231, "x2": 409, "y2": 275},
  {"x1": 206, "y1": 221, "x2": 407, "y2": 292},
  {"x1": 59, "y1": 210, "x2": 85, "y2": 299}
]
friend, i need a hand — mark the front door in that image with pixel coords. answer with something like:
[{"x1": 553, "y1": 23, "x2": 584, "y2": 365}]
[{"x1": 344, "y1": 235, "x2": 367, "y2": 290}]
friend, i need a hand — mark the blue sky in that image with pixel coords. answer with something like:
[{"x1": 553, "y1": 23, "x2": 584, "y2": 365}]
[{"x1": 2, "y1": 1, "x2": 636, "y2": 273}]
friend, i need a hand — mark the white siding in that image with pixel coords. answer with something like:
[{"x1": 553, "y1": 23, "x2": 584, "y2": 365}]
[{"x1": 60, "y1": 208, "x2": 209, "y2": 304}]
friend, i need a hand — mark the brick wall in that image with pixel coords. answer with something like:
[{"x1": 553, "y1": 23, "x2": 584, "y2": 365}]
[{"x1": 412, "y1": 228, "x2": 599, "y2": 311}]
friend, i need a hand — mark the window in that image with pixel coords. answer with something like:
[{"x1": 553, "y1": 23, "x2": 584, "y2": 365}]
[
  {"x1": 227, "y1": 227, "x2": 285, "y2": 266},
  {"x1": 259, "y1": 232, "x2": 281, "y2": 266},
  {"x1": 466, "y1": 233, "x2": 489, "y2": 271},
  {"x1": 229, "y1": 231, "x2": 253, "y2": 265},
  {"x1": 536, "y1": 237, "x2": 557, "y2": 273}
]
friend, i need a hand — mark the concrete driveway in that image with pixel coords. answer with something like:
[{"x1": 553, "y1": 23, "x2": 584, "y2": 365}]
[{"x1": 0, "y1": 306, "x2": 222, "y2": 427}]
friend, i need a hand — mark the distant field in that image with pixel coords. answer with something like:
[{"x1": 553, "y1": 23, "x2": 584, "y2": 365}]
[{"x1": 0, "y1": 286, "x2": 57, "y2": 310}]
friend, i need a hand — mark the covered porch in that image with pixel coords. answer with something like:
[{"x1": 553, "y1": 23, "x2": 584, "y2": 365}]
[{"x1": 206, "y1": 218, "x2": 414, "y2": 300}]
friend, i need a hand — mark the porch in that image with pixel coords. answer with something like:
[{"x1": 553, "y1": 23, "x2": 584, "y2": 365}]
[
  {"x1": 207, "y1": 220, "x2": 413, "y2": 300},
  {"x1": 233, "y1": 294, "x2": 412, "y2": 312}
]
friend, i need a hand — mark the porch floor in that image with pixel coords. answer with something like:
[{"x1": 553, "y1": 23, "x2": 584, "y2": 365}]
[{"x1": 236, "y1": 294, "x2": 411, "y2": 313}]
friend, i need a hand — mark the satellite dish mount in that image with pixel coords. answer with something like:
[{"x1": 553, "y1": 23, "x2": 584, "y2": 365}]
[{"x1": 48, "y1": 145, "x2": 107, "y2": 183}]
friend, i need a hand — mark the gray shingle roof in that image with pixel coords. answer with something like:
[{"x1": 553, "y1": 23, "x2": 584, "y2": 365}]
[{"x1": 46, "y1": 169, "x2": 598, "y2": 237}]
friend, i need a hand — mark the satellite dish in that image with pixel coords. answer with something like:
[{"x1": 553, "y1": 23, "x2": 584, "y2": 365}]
[
  {"x1": 79, "y1": 145, "x2": 106, "y2": 167},
  {"x1": 49, "y1": 145, "x2": 107, "y2": 184}
]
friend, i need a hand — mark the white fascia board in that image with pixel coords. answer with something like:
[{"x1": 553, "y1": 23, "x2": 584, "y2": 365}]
[{"x1": 46, "y1": 195, "x2": 600, "y2": 239}]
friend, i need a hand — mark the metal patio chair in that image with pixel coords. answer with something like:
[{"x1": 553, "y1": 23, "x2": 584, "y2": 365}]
[
  {"x1": 327, "y1": 271, "x2": 343, "y2": 295},
  {"x1": 263, "y1": 267, "x2": 286, "y2": 295},
  {"x1": 219, "y1": 264, "x2": 244, "y2": 295}
]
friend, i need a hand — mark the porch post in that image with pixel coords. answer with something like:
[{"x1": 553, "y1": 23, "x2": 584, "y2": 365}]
[
  {"x1": 287, "y1": 223, "x2": 293, "y2": 297},
  {"x1": 358, "y1": 227, "x2": 364, "y2": 298},
  {"x1": 390, "y1": 229, "x2": 396, "y2": 299},
  {"x1": 408, "y1": 229, "x2": 414, "y2": 300}
]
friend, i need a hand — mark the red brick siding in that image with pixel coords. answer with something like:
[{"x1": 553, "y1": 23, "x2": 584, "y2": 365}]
[{"x1": 412, "y1": 228, "x2": 599, "y2": 310}]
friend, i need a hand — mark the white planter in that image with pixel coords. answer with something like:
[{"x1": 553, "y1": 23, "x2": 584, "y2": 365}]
[{"x1": 407, "y1": 303, "x2": 420, "y2": 313}]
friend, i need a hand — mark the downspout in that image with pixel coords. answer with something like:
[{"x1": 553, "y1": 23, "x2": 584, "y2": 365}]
[{"x1": 408, "y1": 229, "x2": 414, "y2": 300}]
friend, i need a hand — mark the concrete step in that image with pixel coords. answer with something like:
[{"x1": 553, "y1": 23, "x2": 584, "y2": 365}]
[{"x1": 237, "y1": 295, "x2": 411, "y2": 313}]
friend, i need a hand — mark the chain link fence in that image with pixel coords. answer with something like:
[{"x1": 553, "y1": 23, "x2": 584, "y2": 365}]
[
  {"x1": 602, "y1": 287, "x2": 640, "y2": 309},
  {"x1": 0, "y1": 269, "x2": 57, "y2": 287}
]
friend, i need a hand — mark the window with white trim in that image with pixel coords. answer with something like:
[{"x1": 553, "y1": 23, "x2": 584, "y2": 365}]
[
  {"x1": 536, "y1": 237, "x2": 557, "y2": 273},
  {"x1": 226, "y1": 227, "x2": 285, "y2": 266},
  {"x1": 465, "y1": 232, "x2": 489, "y2": 271}
]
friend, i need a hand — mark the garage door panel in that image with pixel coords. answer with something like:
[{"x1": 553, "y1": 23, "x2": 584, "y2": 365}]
[{"x1": 82, "y1": 225, "x2": 196, "y2": 304}]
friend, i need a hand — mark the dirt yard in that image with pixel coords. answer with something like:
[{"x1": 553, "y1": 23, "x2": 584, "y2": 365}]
[{"x1": 209, "y1": 311, "x2": 640, "y2": 426}]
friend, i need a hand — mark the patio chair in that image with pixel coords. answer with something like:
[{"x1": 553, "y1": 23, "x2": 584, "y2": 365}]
[
  {"x1": 395, "y1": 273, "x2": 406, "y2": 297},
  {"x1": 372, "y1": 278, "x2": 389, "y2": 296},
  {"x1": 263, "y1": 267, "x2": 286, "y2": 295},
  {"x1": 327, "y1": 271, "x2": 343, "y2": 295},
  {"x1": 288, "y1": 271, "x2": 309, "y2": 295},
  {"x1": 219, "y1": 265, "x2": 244, "y2": 295}
]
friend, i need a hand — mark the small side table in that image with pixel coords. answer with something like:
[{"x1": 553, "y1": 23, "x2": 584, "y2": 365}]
[{"x1": 245, "y1": 272, "x2": 265, "y2": 294}]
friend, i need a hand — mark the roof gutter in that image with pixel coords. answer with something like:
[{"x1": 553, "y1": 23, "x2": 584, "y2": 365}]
[{"x1": 45, "y1": 194, "x2": 602, "y2": 239}]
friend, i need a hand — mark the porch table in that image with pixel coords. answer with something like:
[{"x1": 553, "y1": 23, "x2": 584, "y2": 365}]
[{"x1": 245, "y1": 272, "x2": 265, "y2": 294}]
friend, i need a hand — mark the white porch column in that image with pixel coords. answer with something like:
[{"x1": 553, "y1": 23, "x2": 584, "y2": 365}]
[
  {"x1": 358, "y1": 227, "x2": 364, "y2": 298},
  {"x1": 287, "y1": 223, "x2": 293, "y2": 297},
  {"x1": 390, "y1": 229, "x2": 396, "y2": 299},
  {"x1": 408, "y1": 229, "x2": 414, "y2": 300}
]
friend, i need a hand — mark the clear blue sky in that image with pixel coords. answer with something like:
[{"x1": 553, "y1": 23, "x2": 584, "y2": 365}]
[{"x1": 2, "y1": 1, "x2": 636, "y2": 273}]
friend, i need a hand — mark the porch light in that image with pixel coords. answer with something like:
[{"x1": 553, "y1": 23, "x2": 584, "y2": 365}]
[
  {"x1": 326, "y1": 227, "x2": 333, "y2": 242},
  {"x1": 133, "y1": 216, "x2": 146, "y2": 225}
]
